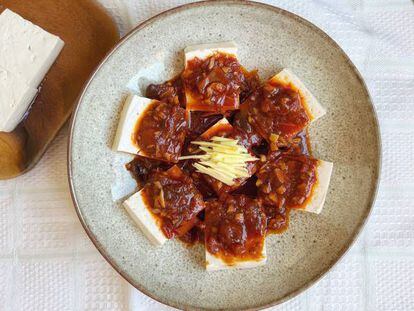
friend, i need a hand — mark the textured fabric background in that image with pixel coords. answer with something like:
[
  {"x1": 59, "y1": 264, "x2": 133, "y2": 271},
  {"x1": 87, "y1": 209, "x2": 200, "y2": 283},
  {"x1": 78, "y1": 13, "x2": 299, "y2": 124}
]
[{"x1": 0, "y1": 0, "x2": 413, "y2": 310}]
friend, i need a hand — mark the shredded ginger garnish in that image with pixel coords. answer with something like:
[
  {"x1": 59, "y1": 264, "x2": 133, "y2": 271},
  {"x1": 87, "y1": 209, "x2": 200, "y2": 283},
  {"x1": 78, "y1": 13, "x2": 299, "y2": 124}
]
[{"x1": 178, "y1": 136, "x2": 258, "y2": 185}]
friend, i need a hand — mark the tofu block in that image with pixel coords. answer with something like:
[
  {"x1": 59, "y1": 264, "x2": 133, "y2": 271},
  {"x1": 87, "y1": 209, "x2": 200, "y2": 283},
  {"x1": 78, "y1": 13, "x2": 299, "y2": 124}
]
[
  {"x1": 184, "y1": 41, "x2": 237, "y2": 64},
  {"x1": 0, "y1": 67, "x2": 37, "y2": 132},
  {"x1": 123, "y1": 189, "x2": 168, "y2": 246},
  {"x1": 112, "y1": 94, "x2": 153, "y2": 155},
  {"x1": 193, "y1": 117, "x2": 258, "y2": 195},
  {"x1": 204, "y1": 196, "x2": 267, "y2": 271},
  {"x1": 270, "y1": 69, "x2": 326, "y2": 122},
  {"x1": 300, "y1": 159, "x2": 333, "y2": 214},
  {"x1": 206, "y1": 244, "x2": 266, "y2": 271},
  {"x1": 113, "y1": 94, "x2": 187, "y2": 162},
  {"x1": 183, "y1": 42, "x2": 240, "y2": 113},
  {"x1": 0, "y1": 9, "x2": 64, "y2": 88},
  {"x1": 0, "y1": 9, "x2": 64, "y2": 132}
]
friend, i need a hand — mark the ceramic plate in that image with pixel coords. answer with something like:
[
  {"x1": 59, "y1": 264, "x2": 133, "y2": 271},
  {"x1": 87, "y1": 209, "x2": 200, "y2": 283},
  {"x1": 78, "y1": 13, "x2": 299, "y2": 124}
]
[{"x1": 68, "y1": 1, "x2": 381, "y2": 310}]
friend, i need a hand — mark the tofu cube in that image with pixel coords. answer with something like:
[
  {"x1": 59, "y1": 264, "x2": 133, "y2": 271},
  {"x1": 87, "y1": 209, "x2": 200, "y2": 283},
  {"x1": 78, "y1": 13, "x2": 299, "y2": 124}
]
[
  {"x1": 182, "y1": 41, "x2": 242, "y2": 113},
  {"x1": 123, "y1": 189, "x2": 168, "y2": 246},
  {"x1": 199, "y1": 117, "x2": 233, "y2": 140},
  {"x1": 269, "y1": 69, "x2": 326, "y2": 122},
  {"x1": 204, "y1": 196, "x2": 267, "y2": 271},
  {"x1": 0, "y1": 9, "x2": 64, "y2": 88},
  {"x1": 206, "y1": 244, "x2": 266, "y2": 271},
  {"x1": 195, "y1": 118, "x2": 256, "y2": 195},
  {"x1": 256, "y1": 154, "x2": 333, "y2": 215},
  {"x1": 113, "y1": 94, "x2": 187, "y2": 162},
  {"x1": 0, "y1": 9, "x2": 64, "y2": 132},
  {"x1": 243, "y1": 68, "x2": 326, "y2": 142},
  {"x1": 184, "y1": 41, "x2": 238, "y2": 65},
  {"x1": 0, "y1": 67, "x2": 37, "y2": 132},
  {"x1": 300, "y1": 159, "x2": 333, "y2": 214},
  {"x1": 123, "y1": 165, "x2": 205, "y2": 245},
  {"x1": 112, "y1": 94, "x2": 153, "y2": 155}
]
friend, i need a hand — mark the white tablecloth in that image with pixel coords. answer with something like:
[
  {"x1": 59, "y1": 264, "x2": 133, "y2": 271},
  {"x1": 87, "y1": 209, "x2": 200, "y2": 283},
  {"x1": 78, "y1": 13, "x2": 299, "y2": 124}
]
[{"x1": 1, "y1": 0, "x2": 413, "y2": 310}]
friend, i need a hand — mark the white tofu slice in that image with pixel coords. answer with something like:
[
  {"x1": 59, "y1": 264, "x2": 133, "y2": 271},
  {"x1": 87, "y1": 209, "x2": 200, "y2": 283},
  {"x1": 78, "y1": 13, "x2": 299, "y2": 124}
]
[
  {"x1": 0, "y1": 67, "x2": 37, "y2": 132},
  {"x1": 112, "y1": 94, "x2": 153, "y2": 155},
  {"x1": 199, "y1": 117, "x2": 232, "y2": 140},
  {"x1": 270, "y1": 69, "x2": 326, "y2": 122},
  {"x1": 123, "y1": 190, "x2": 168, "y2": 246},
  {"x1": 184, "y1": 42, "x2": 239, "y2": 112},
  {"x1": 0, "y1": 9, "x2": 64, "y2": 88},
  {"x1": 300, "y1": 159, "x2": 333, "y2": 214},
  {"x1": 206, "y1": 244, "x2": 266, "y2": 271},
  {"x1": 184, "y1": 41, "x2": 238, "y2": 64}
]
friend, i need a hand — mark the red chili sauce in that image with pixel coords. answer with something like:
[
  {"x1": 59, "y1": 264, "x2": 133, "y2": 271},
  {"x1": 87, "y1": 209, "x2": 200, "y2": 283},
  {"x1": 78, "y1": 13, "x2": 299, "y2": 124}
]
[
  {"x1": 256, "y1": 153, "x2": 318, "y2": 233},
  {"x1": 141, "y1": 165, "x2": 205, "y2": 239},
  {"x1": 205, "y1": 195, "x2": 266, "y2": 264},
  {"x1": 133, "y1": 100, "x2": 187, "y2": 163},
  {"x1": 125, "y1": 155, "x2": 172, "y2": 188},
  {"x1": 182, "y1": 52, "x2": 249, "y2": 113},
  {"x1": 187, "y1": 111, "x2": 224, "y2": 141},
  {"x1": 146, "y1": 75, "x2": 185, "y2": 107},
  {"x1": 242, "y1": 80, "x2": 310, "y2": 147}
]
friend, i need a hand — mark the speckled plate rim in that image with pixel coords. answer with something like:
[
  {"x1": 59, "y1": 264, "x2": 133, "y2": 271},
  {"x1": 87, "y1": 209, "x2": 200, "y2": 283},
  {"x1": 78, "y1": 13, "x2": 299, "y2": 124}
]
[{"x1": 67, "y1": 1, "x2": 382, "y2": 310}]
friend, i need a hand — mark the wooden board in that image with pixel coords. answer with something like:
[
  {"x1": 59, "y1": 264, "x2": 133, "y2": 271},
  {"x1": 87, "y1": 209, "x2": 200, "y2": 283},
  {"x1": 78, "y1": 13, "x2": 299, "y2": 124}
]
[{"x1": 0, "y1": 0, "x2": 120, "y2": 179}]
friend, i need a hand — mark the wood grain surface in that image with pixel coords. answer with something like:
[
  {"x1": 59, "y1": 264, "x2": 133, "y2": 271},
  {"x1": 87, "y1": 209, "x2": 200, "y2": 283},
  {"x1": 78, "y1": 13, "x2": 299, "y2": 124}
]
[{"x1": 0, "y1": 0, "x2": 120, "y2": 179}]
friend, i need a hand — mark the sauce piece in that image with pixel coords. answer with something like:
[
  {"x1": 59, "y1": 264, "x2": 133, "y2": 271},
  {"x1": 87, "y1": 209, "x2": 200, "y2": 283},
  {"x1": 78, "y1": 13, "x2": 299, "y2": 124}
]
[
  {"x1": 239, "y1": 69, "x2": 261, "y2": 103},
  {"x1": 187, "y1": 112, "x2": 223, "y2": 141},
  {"x1": 126, "y1": 155, "x2": 171, "y2": 188},
  {"x1": 178, "y1": 159, "x2": 217, "y2": 200},
  {"x1": 205, "y1": 195, "x2": 266, "y2": 264},
  {"x1": 141, "y1": 165, "x2": 205, "y2": 239},
  {"x1": 256, "y1": 154, "x2": 318, "y2": 209},
  {"x1": 288, "y1": 129, "x2": 312, "y2": 156},
  {"x1": 179, "y1": 221, "x2": 205, "y2": 245},
  {"x1": 263, "y1": 129, "x2": 311, "y2": 157},
  {"x1": 134, "y1": 100, "x2": 187, "y2": 163},
  {"x1": 256, "y1": 153, "x2": 317, "y2": 233},
  {"x1": 232, "y1": 112, "x2": 263, "y2": 149},
  {"x1": 182, "y1": 52, "x2": 246, "y2": 113},
  {"x1": 146, "y1": 75, "x2": 185, "y2": 107},
  {"x1": 264, "y1": 204, "x2": 290, "y2": 234},
  {"x1": 242, "y1": 80, "x2": 310, "y2": 144}
]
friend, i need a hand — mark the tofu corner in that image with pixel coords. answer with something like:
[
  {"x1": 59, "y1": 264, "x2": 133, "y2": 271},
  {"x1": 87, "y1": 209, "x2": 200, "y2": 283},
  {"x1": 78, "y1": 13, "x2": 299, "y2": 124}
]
[
  {"x1": 123, "y1": 190, "x2": 168, "y2": 246},
  {"x1": 0, "y1": 9, "x2": 65, "y2": 132},
  {"x1": 184, "y1": 41, "x2": 238, "y2": 64},
  {"x1": 112, "y1": 94, "x2": 153, "y2": 155},
  {"x1": 271, "y1": 69, "x2": 326, "y2": 122},
  {"x1": 301, "y1": 159, "x2": 333, "y2": 214},
  {"x1": 205, "y1": 245, "x2": 267, "y2": 271}
]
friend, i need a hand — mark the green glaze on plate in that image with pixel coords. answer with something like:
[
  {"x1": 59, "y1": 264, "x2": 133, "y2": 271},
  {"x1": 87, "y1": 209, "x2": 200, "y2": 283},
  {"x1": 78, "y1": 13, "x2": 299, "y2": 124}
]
[{"x1": 68, "y1": 1, "x2": 381, "y2": 310}]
